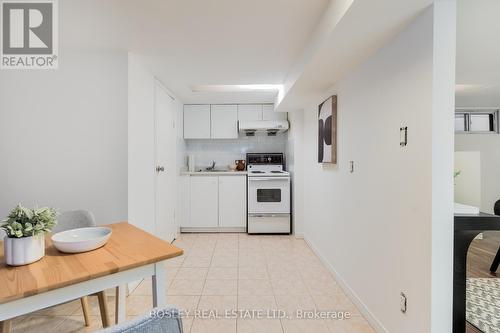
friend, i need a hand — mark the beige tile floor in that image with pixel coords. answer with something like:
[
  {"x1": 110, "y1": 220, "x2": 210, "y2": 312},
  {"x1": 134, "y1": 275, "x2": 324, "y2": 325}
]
[{"x1": 10, "y1": 233, "x2": 375, "y2": 333}]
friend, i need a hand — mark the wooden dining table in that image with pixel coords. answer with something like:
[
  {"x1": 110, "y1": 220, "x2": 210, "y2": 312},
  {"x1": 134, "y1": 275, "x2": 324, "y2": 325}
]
[{"x1": 0, "y1": 222, "x2": 183, "y2": 330}]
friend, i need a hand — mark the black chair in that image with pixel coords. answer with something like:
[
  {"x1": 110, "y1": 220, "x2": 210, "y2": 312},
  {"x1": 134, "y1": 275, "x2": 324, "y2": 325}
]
[{"x1": 489, "y1": 200, "x2": 500, "y2": 273}]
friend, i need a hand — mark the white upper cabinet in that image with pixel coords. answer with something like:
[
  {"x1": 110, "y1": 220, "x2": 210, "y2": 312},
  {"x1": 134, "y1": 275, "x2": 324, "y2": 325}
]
[
  {"x1": 237, "y1": 104, "x2": 263, "y2": 121},
  {"x1": 184, "y1": 104, "x2": 288, "y2": 139},
  {"x1": 184, "y1": 105, "x2": 211, "y2": 139},
  {"x1": 262, "y1": 104, "x2": 287, "y2": 121},
  {"x1": 211, "y1": 105, "x2": 238, "y2": 139}
]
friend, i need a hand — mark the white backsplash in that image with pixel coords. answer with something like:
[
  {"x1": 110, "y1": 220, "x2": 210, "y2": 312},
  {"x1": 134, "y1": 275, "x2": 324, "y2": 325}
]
[{"x1": 185, "y1": 134, "x2": 287, "y2": 170}]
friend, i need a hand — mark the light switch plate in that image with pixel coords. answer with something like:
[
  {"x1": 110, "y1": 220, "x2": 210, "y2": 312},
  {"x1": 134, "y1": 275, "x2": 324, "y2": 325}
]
[
  {"x1": 400, "y1": 292, "x2": 407, "y2": 313},
  {"x1": 400, "y1": 127, "x2": 408, "y2": 147}
]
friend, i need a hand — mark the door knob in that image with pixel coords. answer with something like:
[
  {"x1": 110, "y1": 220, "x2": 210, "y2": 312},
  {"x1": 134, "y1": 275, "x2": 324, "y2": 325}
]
[{"x1": 156, "y1": 166, "x2": 165, "y2": 172}]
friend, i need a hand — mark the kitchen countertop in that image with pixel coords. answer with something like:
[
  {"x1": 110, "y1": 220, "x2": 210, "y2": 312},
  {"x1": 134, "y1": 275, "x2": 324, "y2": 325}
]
[{"x1": 181, "y1": 170, "x2": 247, "y2": 176}]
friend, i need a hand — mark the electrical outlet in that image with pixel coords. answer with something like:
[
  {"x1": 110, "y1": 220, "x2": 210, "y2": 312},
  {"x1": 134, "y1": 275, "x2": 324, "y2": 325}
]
[{"x1": 400, "y1": 292, "x2": 407, "y2": 313}]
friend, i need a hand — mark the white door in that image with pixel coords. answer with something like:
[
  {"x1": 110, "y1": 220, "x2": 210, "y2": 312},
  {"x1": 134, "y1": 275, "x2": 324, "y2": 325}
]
[
  {"x1": 155, "y1": 81, "x2": 177, "y2": 242},
  {"x1": 219, "y1": 176, "x2": 247, "y2": 228},
  {"x1": 190, "y1": 176, "x2": 219, "y2": 228},
  {"x1": 211, "y1": 105, "x2": 238, "y2": 139}
]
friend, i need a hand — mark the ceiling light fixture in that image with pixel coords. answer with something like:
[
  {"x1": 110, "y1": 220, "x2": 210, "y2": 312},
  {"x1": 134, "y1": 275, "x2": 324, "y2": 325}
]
[
  {"x1": 455, "y1": 84, "x2": 485, "y2": 92},
  {"x1": 191, "y1": 84, "x2": 283, "y2": 93}
]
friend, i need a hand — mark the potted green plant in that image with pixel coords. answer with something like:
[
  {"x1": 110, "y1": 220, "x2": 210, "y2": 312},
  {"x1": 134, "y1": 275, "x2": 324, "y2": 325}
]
[{"x1": 1, "y1": 204, "x2": 57, "y2": 266}]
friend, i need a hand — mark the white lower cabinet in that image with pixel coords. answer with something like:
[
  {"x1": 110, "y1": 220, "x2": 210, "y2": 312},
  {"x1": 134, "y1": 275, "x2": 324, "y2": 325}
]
[
  {"x1": 189, "y1": 176, "x2": 219, "y2": 228},
  {"x1": 183, "y1": 175, "x2": 247, "y2": 231},
  {"x1": 218, "y1": 176, "x2": 247, "y2": 228}
]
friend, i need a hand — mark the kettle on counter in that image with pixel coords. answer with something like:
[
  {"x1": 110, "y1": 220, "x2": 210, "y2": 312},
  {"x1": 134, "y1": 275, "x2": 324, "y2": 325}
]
[{"x1": 235, "y1": 160, "x2": 246, "y2": 171}]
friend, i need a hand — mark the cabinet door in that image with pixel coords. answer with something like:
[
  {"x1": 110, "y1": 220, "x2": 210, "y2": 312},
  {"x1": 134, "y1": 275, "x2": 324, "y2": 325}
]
[
  {"x1": 262, "y1": 104, "x2": 287, "y2": 121},
  {"x1": 184, "y1": 105, "x2": 211, "y2": 139},
  {"x1": 190, "y1": 176, "x2": 218, "y2": 227},
  {"x1": 178, "y1": 175, "x2": 190, "y2": 227},
  {"x1": 211, "y1": 105, "x2": 238, "y2": 139},
  {"x1": 238, "y1": 104, "x2": 263, "y2": 121},
  {"x1": 218, "y1": 176, "x2": 247, "y2": 228}
]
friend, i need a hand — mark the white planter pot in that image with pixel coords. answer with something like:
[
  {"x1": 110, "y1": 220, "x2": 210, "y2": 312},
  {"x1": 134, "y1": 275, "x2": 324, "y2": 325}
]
[{"x1": 4, "y1": 234, "x2": 45, "y2": 266}]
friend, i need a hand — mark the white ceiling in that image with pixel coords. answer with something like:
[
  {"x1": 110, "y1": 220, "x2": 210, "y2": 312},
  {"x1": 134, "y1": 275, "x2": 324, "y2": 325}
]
[
  {"x1": 61, "y1": 0, "x2": 463, "y2": 107},
  {"x1": 61, "y1": 0, "x2": 329, "y2": 104},
  {"x1": 456, "y1": 0, "x2": 500, "y2": 107},
  {"x1": 275, "y1": 0, "x2": 432, "y2": 111}
]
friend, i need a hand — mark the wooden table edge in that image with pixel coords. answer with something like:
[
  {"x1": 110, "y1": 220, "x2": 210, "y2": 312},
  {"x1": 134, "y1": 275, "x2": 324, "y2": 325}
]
[
  {"x1": 0, "y1": 222, "x2": 183, "y2": 304},
  {"x1": 0, "y1": 251, "x2": 183, "y2": 304}
]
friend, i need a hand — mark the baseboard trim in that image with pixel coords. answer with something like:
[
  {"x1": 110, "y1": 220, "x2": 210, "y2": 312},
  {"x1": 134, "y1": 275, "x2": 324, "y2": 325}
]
[
  {"x1": 180, "y1": 227, "x2": 246, "y2": 233},
  {"x1": 294, "y1": 232, "x2": 305, "y2": 239},
  {"x1": 303, "y1": 235, "x2": 388, "y2": 333}
]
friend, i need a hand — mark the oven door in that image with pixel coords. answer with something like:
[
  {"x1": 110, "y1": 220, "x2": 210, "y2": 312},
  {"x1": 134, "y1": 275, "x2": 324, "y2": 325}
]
[{"x1": 247, "y1": 177, "x2": 290, "y2": 214}]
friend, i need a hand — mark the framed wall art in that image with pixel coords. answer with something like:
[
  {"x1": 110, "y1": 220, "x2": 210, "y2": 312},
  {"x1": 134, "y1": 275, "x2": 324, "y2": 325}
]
[{"x1": 318, "y1": 95, "x2": 337, "y2": 164}]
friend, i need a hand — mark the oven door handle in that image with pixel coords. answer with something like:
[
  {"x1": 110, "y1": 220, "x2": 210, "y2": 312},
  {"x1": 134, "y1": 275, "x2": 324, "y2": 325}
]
[
  {"x1": 248, "y1": 177, "x2": 289, "y2": 181},
  {"x1": 249, "y1": 213, "x2": 290, "y2": 218}
]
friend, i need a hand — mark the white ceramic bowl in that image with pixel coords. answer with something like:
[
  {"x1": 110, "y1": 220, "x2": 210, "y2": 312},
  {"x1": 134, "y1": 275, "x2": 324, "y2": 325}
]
[{"x1": 51, "y1": 227, "x2": 112, "y2": 253}]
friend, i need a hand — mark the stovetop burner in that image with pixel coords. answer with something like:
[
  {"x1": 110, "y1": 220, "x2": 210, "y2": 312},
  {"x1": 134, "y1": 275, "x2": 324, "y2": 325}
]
[{"x1": 246, "y1": 153, "x2": 289, "y2": 177}]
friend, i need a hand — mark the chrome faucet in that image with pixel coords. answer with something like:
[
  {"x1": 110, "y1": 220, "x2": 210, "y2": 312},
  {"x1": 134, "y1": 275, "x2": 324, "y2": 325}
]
[{"x1": 205, "y1": 161, "x2": 216, "y2": 171}]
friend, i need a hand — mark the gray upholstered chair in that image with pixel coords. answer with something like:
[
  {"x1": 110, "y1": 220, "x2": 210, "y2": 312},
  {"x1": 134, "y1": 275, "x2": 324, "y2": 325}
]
[
  {"x1": 52, "y1": 210, "x2": 112, "y2": 328},
  {"x1": 97, "y1": 307, "x2": 183, "y2": 333},
  {"x1": 52, "y1": 210, "x2": 97, "y2": 233}
]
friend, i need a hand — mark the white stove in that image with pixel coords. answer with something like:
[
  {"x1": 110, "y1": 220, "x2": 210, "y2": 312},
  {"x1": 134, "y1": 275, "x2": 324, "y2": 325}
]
[
  {"x1": 246, "y1": 153, "x2": 291, "y2": 234},
  {"x1": 247, "y1": 167, "x2": 290, "y2": 177}
]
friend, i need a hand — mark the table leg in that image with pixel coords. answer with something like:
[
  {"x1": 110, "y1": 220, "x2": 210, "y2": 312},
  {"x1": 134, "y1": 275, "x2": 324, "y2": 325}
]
[
  {"x1": 97, "y1": 291, "x2": 111, "y2": 328},
  {"x1": 453, "y1": 230, "x2": 480, "y2": 333},
  {"x1": 0, "y1": 320, "x2": 11, "y2": 333},
  {"x1": 80, "y1": 297, "x2": 91, "y2": 326},
  {"x1": 152, "y1": 262, "x2": 166, "y2": 307},
  {"x1": 115, "y1": 285, "x2": 127, "y2": 324}
]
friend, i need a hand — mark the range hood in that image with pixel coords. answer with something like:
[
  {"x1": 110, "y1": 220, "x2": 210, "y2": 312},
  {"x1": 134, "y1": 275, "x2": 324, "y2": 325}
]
[{"x1": 238, "y1": 120, "x2": 289, "y2": 136}]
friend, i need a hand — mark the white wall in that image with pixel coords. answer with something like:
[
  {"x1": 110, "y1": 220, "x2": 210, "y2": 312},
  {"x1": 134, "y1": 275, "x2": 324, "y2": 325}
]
[
  {"x1": 0, "y1": 51, "x2": 128, "y2": 225},
  {"x1": 455, "y1": 135, "x2": 500, "y2": 213},
  {"x1": 454, "y1": 151, "x2": 481, "y2": 208},
  {"x1": 290, "y1": 4, "x2": 455, "y2": 333},
  {"x1": 286, "y1": 110, "x2": 305, "y2": 236},
  {"x1": 430, "y1": 3, "x2": 456, "y2": 332}
]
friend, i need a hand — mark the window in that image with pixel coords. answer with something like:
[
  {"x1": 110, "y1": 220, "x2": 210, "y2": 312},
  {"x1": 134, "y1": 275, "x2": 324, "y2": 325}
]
[
  {"x1": 455, "y1": 109, "x2": 499, "y2": 134},
  {"x1": 455, "y1": 113, "x2": 467, "y2": 132},
  {"x1": 257, "y1": 189, "x2": 281, "y2": 202},
  {"x1": 470, "y1": 113, "x2": 494, "y2": 132}
]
